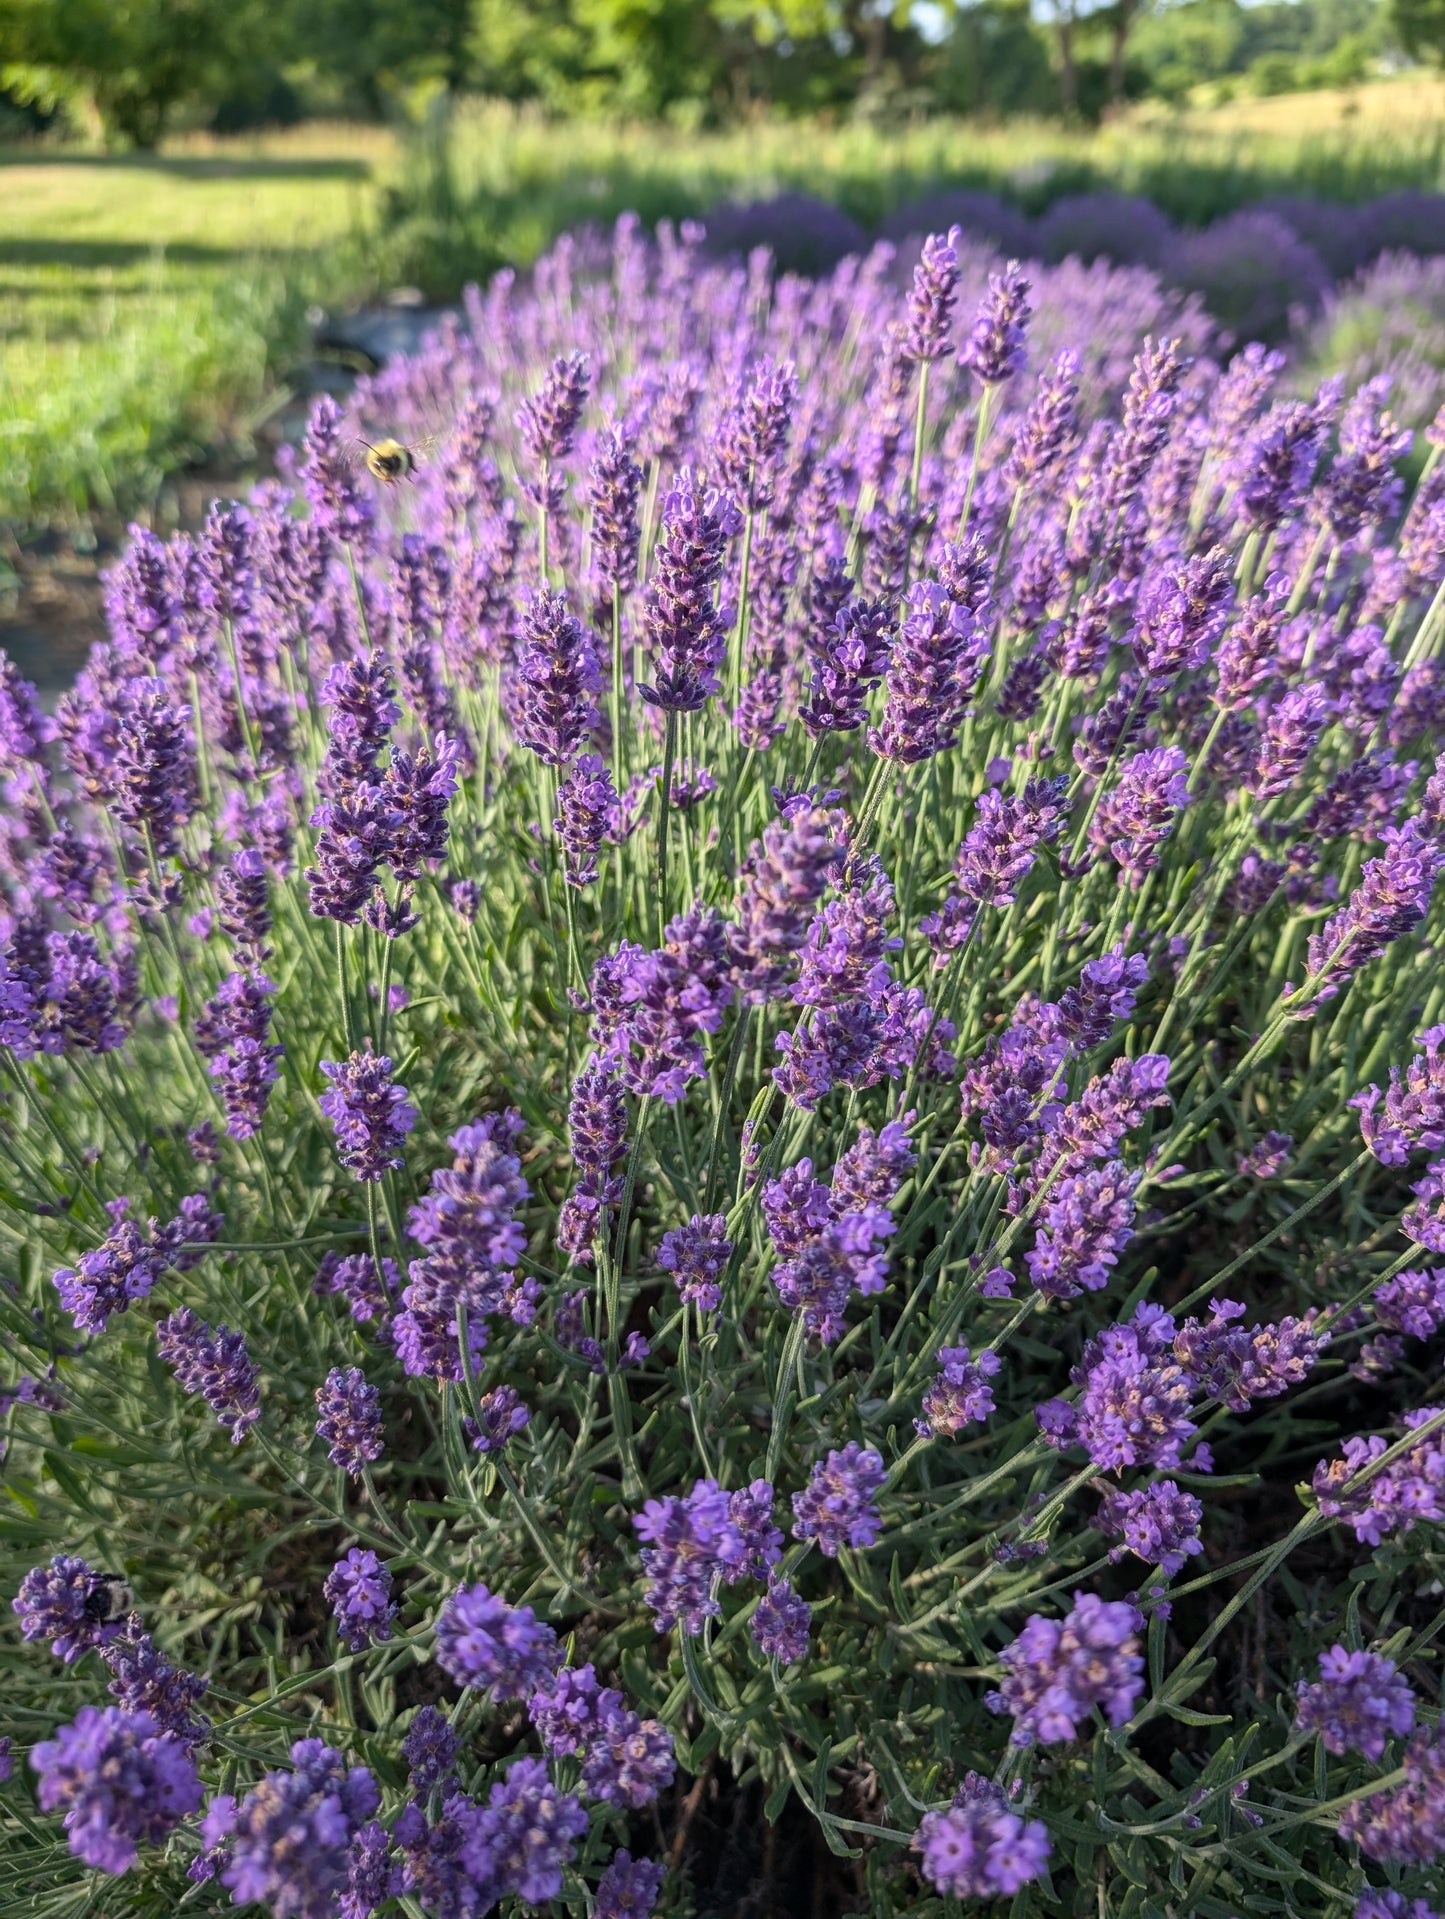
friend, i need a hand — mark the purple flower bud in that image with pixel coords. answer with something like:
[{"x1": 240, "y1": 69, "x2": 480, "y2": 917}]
[
  {"x1": 433, "y1": 1582, "x2": 559, "y2": 1698},
  {"x1": 515, "y1": 588, "x2": 600, "y2": 767},
  {"x1": 871, "y1": 580, "x2": 990, "y2": 764},
  {"x1": 791, "y1": 1442, "x2": 886, "y2": 1556},
  {"x1": 325, "y1": 1548, "x2": 395, "y2": 1652},
  {"x1": 913, "y1": 1772, "x2": 1052, "y2": 1899},
  {"x1": 639, "y1": 471, "x2": 741, "y2": 712},
  {"x1": 960, "y1": 261, "x2": 1032, "y2": 388},
  {"x1": 30, "y1": 1705, "x2": 202, "y2": 1874},
  {"x1": 714, "y1": 358, "x2": 798, "y2": 512},
  {"x1": 319, "y1": 1047, "x2": 417, "y2": 1182},
  {"x1": 1089, "y1": 746, "x2": 1191, "y2": 887},
  {"x1": 156, "y1": 1308, "x2": 260, "y2": 1444},
  {"x1": 987, "y1": 1591, "x2": 1144, "y2": 1746},
  {"x1": 904, "y1": 230, "x2": 961, "y2": 362},
  {"x1": 1096, "y1": 1480, "x2": 1203, "y2": 1575},
  {"x1": 315, "y1": 1367, "x2": 384, "y2": 1477},
  {"x1": 555, "y1": 752, "x2": 617, "y2": 887},
  {"x1": 1295, "y1": 1646, "x2": 1415, "y2": 1761},
  {"x1": 656, "y1": 1214, "x2": 732, "y2": 1311}
]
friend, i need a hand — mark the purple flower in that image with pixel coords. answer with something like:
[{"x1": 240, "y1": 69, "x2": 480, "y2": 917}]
[
  {"x1": 30, "y1": 1705, "x2": 201, "y2": 1873},
  {"x1": 340, "y1": 1822, "x2": 390, "y2": 1919},
  {"x1": 791, "y1": 1442, "x2": 886, "y2": 1557},
  {"x1": 1004, "y1": 349, "x2": 1080, "y2": 490},
  {"x1": 1239, "y1": 1131, "x2": 1292, "y2": 1178},
  {"x1": 588, "y1": 419, "x2": 644, "y2": 611},
  {"x1": 52, "y1": 1199, "x2": 187, "y2": 1336},
  {"x1": 904, "y1": 229, "x2": 961, "y2": 362},
  {"x1": 656, "y1": 1214, "x2": 732, "y2": 1312},
  {"x1": 639, "y1": 471, "x2": 741, "y2": 711},
  {"x1": 1314, "y1": 1410, "x2": 1445, "y2": 1545},
  {"x1": 555, "y1": 1287, "x2": 605, "y2": 1372},
  {"x1": 802, "y1": 595, "x2": 894, "y2": 736},
  {"x1": 156, "y1": 1308, "x2": 260, "y2": 1444},
  {"x1": 213, "y1": 1737, "x2": 380, "y2": 1919},
  {"x1": 1340, "y1": 1721, "x2": 1445, "y2": 1865},
  {"x1": 317, "y1": 655, "x2": 400, "y2": 798},
  {"x1": 634, "y1": 1475, "x2": 777, "y2": 1635},
  {"x1": 216, "y1": 849, "x2": 272, "y2": 964},
  {"x1": 1237, "y1": 383, "x2": 1339, "y2": 532},
  {"x1": 1096, "y1": 1481, "x2": 1203, "y2": 1576},
  {"x1": 1351, "y1": 1025, "x2": 1445, "y2": 1165},
  {"x1": 1253, "y1": 682, "x2": 1327, "y2": 797},
  {"x1": 1374, "y1": 1268, "x2": 1445, "y2": 1340},
  {"x1": 960, "y1": 260, "x2": 1032, "y2": 387},
  {"x1": 731, "y1": 801, "x2": 845, "y2": 999},
  {"x1": 459, "y1": 1755, "x2": 587, "y2": 1905},
  {"x1": 1133, "y1": 547, "x2": 1234, "y2": 682},
  {"x1": 872, "y1": 580, "x2": 990, "y2": 764},
  {"x1": 383, "y1": 736, "x2": 460, "y2": 887},
  {"x1": 595, "y1": 1850, "x2": 666, "y2": 1919},
  {"x1": 306, "y1": 782, "x2": 397, "y2": 925},
  {"x1": 580, "y1": 1697, "x2": 676, "y2": 1808},
  {"x1": 196, "y1": 971, "x2": 283, "y2": 1140},
  {"x1": 108, "y1": 678, "x2": 195, "y2": 859},
  {"x1": 315, "y1": 1367, "x2": 384, "y2": 1476},
  {"x1": 753, "y1": 1572, "x2": 812, "y2": 1665},
  {"x1": 555, "y1": 752, "x2": 617, "y2": 887},
  {"x1": 913, "y1": 1772, "x2": 1052, "y2": 1899},
  {"x1": 465, "y1": 1384, "x2": 530, "y2": 1454},
  {"x1": 715, "y1": 358, "x2": 797, "y2": 512},
  {"x1": 1090, "y1": 746, "x2": 1191, "y2": 887},
  {"x1": 313, "y1": 1251, "x2": 396, "y2": 1327},
  {"x1": 918, "y1": 1344, "x2": 1002, "y2": 1437},
  {"x1": 302, "y1": 394, "x2": 373, "y2": 549},
  {"x1": 924, "y1": 778, "x2": 1067, "y2": 956},
  {"x1": 1026, "y1": 1161, "x2": 1140, "y2": 1300},
  {"x1": 1353, "y1": 1892, "x2": 1443, "y2": 1919},
  {"x1": 515, "y1": 587, "x2": 599, "y2": 767},
  {"x1": 433, "y1": 1582, "x2": 558, "y2": 1698},
  {"x1": 319, "y1": 1048, "x2": 417, "y2": 1182},
  {"x1": 987, "y1": 1591, "x2": 1145, "y2": 1746},
  {"x1": 1058, "y1": 946, "x2": 1149, "y2": 1049},
  {"x1": 1297, "y1": 821, "x2": 1445, "y2": 1009},
  {"x1": 1041, "y1": 1308, "x2": 1197, "y2": 1472},
  {"x1": 325, "y1": 1548, "x2": 396, "y2": 1653},
  {"x1": 1323, "y1": 376, "x2": 1410, "y2": 543},
  {"x1": 589, "y1": 906, "x2": 734, "y2": 1103},
  {"x1": 518, "y1": 351, "x2": 590, "y2": 469},
  {"x1": 1295, "y1": 1645, "x2": 1416, "y2": 1761},
  {"x1": 13, "y1": 1554, "x2": 121, "y2": 1662},
  {"x1": 401, "y1": 1705, "x2": 459, "y2": 1793},
  {"x1": 101, "y1": 1619, "x2": 209, "y2": 1745}
]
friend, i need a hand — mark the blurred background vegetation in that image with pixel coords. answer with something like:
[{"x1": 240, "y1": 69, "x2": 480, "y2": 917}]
[
  {"x1": 2, "y1": 0, "x2": 1443, "y2": 145},
  {"x1": 3, "y1": 0, "x2": 1445, "y2": 536}
]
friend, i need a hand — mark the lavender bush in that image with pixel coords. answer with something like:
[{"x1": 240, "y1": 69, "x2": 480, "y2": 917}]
[{"x1": 3, "y1": 213, "x2": 1445, "y2": 1917}]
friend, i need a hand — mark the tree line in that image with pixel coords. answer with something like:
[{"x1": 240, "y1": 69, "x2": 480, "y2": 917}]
[{"x1": 0, "y1": 0, "x2": 1437, "y2": 148}]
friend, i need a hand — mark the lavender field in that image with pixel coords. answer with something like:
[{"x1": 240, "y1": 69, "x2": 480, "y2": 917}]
[{"x1": 2, "y1": 215, "x2": 1445, "y2": 1918}]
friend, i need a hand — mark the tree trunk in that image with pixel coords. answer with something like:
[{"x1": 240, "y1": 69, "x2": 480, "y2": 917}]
[
  {"x1": 1055, "y1": 10, "x2": 1078, "y2": 117},
  {"x1": 1109, "y1": 0, "x2": 1139, "y2": 104}
]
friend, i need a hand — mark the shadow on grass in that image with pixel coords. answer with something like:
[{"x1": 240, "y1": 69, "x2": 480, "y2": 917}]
[
  {"x1": 0, "y1": 238, "x2": 323, "y2": 271},
  {"x1": 0, "y1": 149, "x2": 371, "y2": 181}
]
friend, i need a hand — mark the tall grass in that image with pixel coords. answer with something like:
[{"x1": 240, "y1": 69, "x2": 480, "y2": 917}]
[{"x1": 374, "y1": 90, "x2": 1445, "y2": 296}]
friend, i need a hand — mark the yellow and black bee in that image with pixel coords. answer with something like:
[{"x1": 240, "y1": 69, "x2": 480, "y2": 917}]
[{"x1": 352, "y1": 436, "x2": 435, "y2": 486}]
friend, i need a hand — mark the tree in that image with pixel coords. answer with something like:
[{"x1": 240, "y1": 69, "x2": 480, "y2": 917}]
[
  {"x1": 1393, "y1": 0, "x2": 1445, "y2": 60},
  {"x1": 0, "y1": 0, "x2": 276, "y2": 145}
]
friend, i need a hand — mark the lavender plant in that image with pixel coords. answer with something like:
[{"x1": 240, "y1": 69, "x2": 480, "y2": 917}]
[{"x1": 3, "y1": 215, "x2": 1445, "y2": 1918}]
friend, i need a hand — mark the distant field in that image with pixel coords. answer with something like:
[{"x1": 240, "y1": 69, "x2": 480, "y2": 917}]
[
  {"x1": 0, "y1": 129, "x2": 391, "y2": 527},
  {"x1": 3, "y1": 82, "x2": 1445, "y2": 532}
]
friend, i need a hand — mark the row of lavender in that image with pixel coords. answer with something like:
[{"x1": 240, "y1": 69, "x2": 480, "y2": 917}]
[{"x1": 2, "y1": 214, "x2": 1445, "y2": 1916}]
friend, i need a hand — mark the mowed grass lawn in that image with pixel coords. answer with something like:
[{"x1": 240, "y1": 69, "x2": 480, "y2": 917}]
[{"x1": 0, "y1": 125, "x2": 394, "y2": 526}]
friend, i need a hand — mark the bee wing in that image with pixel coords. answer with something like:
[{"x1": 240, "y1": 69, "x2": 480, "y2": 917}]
[
  {"x1": 339, "y1": 438, "x2": 373, "y2": 471},
  {"x1": 409, "y1": 433, "x2": 440, "y2": 466}
]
